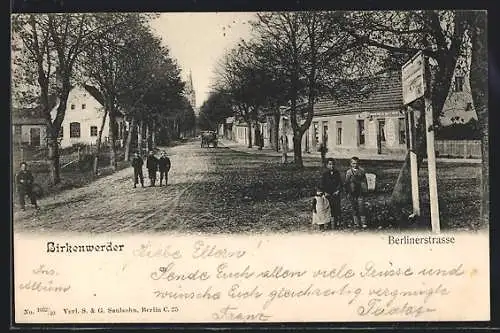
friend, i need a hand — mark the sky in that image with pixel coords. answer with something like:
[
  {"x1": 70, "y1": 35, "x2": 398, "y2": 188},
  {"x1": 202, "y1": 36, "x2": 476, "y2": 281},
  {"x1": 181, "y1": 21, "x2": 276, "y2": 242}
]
[{"x1": 149, "y1": 12, "x2": 256, "y2": 109}]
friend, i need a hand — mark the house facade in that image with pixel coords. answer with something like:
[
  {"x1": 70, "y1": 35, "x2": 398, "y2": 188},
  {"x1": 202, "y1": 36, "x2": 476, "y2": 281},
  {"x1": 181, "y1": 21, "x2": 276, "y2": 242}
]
[
  {"x1": 307, "y1": 68, "x2": 477, "y2": 157},
  {"x1": 225, "y1": 66, "x2": 477, "y2": 158},
  {"x1": 12, "y1": 110, "x2": 49, "y2": 148},
  {"x1": 307, "y1": 70, "x2": 407, "y2": 156},
  {"x1": 51, "y1": 86, "x2": 126, "y2": 149},
  {"x1": 231, "y1": 118, "x2": 273, "y2": 148}
]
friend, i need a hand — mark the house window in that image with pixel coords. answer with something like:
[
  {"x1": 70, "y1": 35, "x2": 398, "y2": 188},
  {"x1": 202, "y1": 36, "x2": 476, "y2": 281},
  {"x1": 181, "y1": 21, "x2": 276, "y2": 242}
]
[
  {"x1": 59, "y1": 127, "x2": 63, "y2": 138},
  {"x1": 398, "y1": 117, "x2": 406, "y2": 144},
  {"x1": 322, "y1": 122, "x2": 328, "y2": 147},
  {"x1": 70, "y1": 122, "x2": 81, "y2": 138},
  {"x1": 70, "y1": 104, "x2": 75, "y2": 110},
  {"x1": 82, "y1": 104, "x2": 86, "y2": 110},
  {"x1": 454, "y1": 76, "x2": 464, "y2": 92},
  {"x1": 378, "y1": 119, "x2": 386, "y2": 142},
  {"x1": 357, "y1": 119, "x2": 365, "y2": 145},
  {"x1": 336, "y1": 121, "x2": 342, "y2": 145},
  {"x1": 90, "y1": 126, "x2": 98, "y2": 137},
  {"x1": 313, "y1": 122, "x2": 319, "y2": 146}
]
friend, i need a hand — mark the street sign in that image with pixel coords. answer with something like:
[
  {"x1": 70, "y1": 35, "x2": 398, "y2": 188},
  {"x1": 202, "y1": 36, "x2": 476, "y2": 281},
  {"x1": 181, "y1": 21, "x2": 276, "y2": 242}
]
[
  {"x1": 401, "y1": 52, "x2": 441, "y2": 233},
  {"x1": 402, "y1": 51, "x2": 425, "y2": 105}
]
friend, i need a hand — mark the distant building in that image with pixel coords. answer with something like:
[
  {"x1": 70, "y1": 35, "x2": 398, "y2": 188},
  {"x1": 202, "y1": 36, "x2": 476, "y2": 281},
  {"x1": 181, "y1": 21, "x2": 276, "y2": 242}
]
[
  {"x1": 228, "y1": 67, "x2": 478, "y2": 158},
  {"x1": 184, "y1": 70, "x2": 197, "y2": 115}
]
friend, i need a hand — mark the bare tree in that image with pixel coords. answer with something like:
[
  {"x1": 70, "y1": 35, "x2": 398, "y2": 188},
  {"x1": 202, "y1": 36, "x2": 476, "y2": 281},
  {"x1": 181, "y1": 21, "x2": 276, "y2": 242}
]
[
  {"x1": 12, "y1": 13, "x2": 131, "y2": 184},
  {"x1": 213, "y1": 46, "x2": 268, "y2": 148},
  {"x1": 251, "y1": 12, "x2": 375, "y2": 167},
  {"x1": 80, "y1": 13, "x2": 156, "y2": 171},
  {"x1": 340, "y1": 11, "x2": 472, "y2": 212}
]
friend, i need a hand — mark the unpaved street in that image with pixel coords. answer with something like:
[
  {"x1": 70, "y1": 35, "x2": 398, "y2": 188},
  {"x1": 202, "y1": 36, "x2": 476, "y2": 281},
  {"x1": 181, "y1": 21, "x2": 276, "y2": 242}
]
[{"x1": 13, "y1": 140, "x2": 214, "y2": 234}]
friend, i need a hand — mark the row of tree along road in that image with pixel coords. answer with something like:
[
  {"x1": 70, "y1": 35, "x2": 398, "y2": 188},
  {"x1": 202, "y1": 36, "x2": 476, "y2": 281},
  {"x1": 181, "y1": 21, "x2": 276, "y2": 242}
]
[
  {"x1": 12, "y1": 13, "x2": 196, "y2": 184},
  {"x1": 199, "y1": 11, "x2": 487, "y2": 225}
]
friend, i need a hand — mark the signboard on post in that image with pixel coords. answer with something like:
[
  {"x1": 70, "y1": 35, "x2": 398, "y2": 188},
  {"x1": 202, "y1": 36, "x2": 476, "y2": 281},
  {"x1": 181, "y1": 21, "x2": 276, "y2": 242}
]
[
  {"x1": 401, "y1": 52, "x2": 424, "y2": 220},
  {"x1": 402, "y1": 51, "x2": 425, "y2": 105},
  {"x1": 401, "y1": 50, "x2": 441, "y2": 233}
]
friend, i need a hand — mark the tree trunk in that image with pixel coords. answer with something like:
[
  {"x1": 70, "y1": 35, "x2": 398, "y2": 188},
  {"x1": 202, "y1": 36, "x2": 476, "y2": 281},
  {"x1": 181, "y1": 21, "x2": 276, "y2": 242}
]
[
  {"x1": 469, "y1": 11, "x2": 488, "y2": 227},
  {"x1": 93, "y1": 109, "x2": 109, "y2": 175},
  {"x1": 254, "y1": 124, "x2": 261, "y2": 149},
  {"x1": 109, "y1": 118, "x2": 117, "y2": 171},
  {"x1": 108, "y1": 109, "x2": 117, "y2": 171},
  {"x1": 47, "y1": 135, "x2": 61, "y2": 185},
  {"x1": 137, "y1": 120, "x2": 144, "y2": 156},
  {"x1": 145, "y1": 123, "x2": 150, "y2": 152},
  {"x1": 46, "y1": 85, "x2": 71, "y2": 185},
  {"x1": 246, "y1": 121, "x2": 253, "y2": 148},
  {"x1": 124, "y1": 118, "x2": 136, "y2": 162},
  {"x1": 293, "y1": 131, "x2": 304, "y2": 168},
  {"x1": 152, "y1": 122, "x2": 156, "y2": 150},
  {"x1": 176, "y1": 118, "x2": 181, "y2": 138},
  {"x1": 274, "y1": 113, "x2": 280, "y2": 152},
  {"x1": 281, "y1": 134, "x2": 288, "y2": 164}
]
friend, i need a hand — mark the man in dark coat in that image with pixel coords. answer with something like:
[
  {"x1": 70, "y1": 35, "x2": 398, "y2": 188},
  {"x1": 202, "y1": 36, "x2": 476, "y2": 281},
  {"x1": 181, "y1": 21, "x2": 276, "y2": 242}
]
[
  {"x1": 16, "y1": 162, "x2": 39, "y2": 210},
  {"x1": 146, "y1": 151, "x2": 158, "y2": 187},
  {"x1": 157, "y1": 151, "x2": 171, "y2": 186},
  {"x1": 131, "y1": 152, "x2": 144, "y2": 188},
  {"x1": 320, "y1": 158, "x2": 342, "y2": 229}
]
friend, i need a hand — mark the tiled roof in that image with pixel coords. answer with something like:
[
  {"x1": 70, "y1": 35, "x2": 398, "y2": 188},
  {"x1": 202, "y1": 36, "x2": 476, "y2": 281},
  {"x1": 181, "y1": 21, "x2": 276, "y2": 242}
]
[
  {"x1": 12, "y1": 116, "x2": 49, "y2": 125},
  {"x1": 83, "y1": 84, "x2": 105, "y2": 106},
  {"x1": 314, "y1": 70, "x2": 404, "y2": 116},
  {"x1": 12, "y1": 106, "x2": 49, "y2": 125}
]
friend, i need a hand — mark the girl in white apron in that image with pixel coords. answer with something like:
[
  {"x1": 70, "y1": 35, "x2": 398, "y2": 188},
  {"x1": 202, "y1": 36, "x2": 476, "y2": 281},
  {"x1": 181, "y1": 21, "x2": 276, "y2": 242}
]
[{"x1": 312, "y1": 189, "x2": 331, "y2": 231}]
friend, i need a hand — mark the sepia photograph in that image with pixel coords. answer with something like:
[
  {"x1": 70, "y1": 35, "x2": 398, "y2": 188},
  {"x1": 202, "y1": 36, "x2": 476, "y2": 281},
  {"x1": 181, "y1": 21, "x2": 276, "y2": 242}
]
[{"x1": 11, "y1": 10, "x2": 490, "y2": 325}]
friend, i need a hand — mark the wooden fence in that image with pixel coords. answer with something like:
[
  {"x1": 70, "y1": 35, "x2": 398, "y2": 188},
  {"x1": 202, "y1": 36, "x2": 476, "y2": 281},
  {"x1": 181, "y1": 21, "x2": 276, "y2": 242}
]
[
  {"x1": 12, "y1": 142, "x2": 123, "y2": 170},
  {"x1": 435, "y1": 140, "x2": 482, "y2": 159}
]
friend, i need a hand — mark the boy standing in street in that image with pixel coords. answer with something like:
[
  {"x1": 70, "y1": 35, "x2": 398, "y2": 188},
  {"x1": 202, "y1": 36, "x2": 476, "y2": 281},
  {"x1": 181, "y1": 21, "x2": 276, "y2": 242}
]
[
  {"x1": 320, "y1": 158, "x2": 342, "y2": 229},
  {"x1": 16, "y1": 162, "x2": 39, "y2": 210},
  {"x1": 345, "y1": 156, "x2": 368, "y2": 228},
  {"x1": 157, "y1": 151, "x2": 171, "y2": 186},
  {"x1": 146, "y1": 151, "x2": 158, "y2": 187},
  {"x1": 131, "y1": 152, "x2": 144, "y2": 188}
]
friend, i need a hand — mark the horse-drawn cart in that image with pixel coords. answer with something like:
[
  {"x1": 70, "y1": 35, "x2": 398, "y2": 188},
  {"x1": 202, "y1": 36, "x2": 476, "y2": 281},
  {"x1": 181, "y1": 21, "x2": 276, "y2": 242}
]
[{"x1": 201, "y1": 131, "x2": 218, "y2": 148}]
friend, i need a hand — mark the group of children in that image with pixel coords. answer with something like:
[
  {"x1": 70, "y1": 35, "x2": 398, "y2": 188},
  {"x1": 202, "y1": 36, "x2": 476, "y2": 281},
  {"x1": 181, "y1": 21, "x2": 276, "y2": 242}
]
[
  {"x1": 312, "y1": 156, "x2": 368, "y2": 231},
  {"x1": 130, "y1": 151, "x2": 171, "y2": 188}
]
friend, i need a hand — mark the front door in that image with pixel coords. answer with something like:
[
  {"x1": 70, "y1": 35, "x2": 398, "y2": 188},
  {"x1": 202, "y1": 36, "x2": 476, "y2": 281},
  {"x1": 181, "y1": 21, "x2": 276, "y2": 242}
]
[
  {"x1": 30, "y1": 127, "x2": 41, "y2": 147},
  {"x1": 377, "y1": 119, "x2": 386, "y2": 154}
]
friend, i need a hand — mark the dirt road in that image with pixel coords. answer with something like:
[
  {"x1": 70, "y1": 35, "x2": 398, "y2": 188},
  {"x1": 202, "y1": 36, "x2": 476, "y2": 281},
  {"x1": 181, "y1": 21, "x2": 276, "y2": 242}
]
[{"x1": 13, "y1": 140, "x2": 214, "y2": 234}]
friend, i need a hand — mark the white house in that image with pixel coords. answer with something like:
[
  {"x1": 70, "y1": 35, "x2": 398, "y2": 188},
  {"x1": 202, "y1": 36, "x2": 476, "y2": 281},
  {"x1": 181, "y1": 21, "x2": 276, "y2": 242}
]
[{"x1": 51, "y1": 86, "x2": 125, "y2": 149}]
